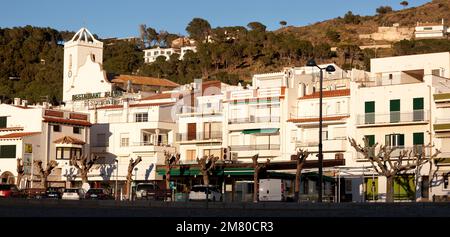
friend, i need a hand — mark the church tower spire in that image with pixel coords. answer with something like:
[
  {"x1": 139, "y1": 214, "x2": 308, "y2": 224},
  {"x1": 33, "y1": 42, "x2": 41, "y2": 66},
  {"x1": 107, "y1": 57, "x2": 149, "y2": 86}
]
[{"x1": 63, "y1": 28, "x2": 110, "y2": 105}]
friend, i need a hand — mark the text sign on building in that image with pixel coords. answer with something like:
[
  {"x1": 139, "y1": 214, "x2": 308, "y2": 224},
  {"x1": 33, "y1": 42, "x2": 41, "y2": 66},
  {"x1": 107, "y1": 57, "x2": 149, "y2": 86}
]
[
  {"x1": 24, "y1": 144, "x2": 32, "y2": 154},
  {"x1": 72, "y1": 91, "x2": 123, "y2": 101},
  {"x1": 23, "y1": 144, "x2": 32, "y2": 175}
]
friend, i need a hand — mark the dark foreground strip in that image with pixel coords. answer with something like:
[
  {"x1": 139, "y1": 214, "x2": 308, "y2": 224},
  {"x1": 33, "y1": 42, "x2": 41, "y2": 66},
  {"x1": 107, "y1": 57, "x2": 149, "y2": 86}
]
[{"x1": 2, "y1": 217, "x2": 450, "y2": 236}]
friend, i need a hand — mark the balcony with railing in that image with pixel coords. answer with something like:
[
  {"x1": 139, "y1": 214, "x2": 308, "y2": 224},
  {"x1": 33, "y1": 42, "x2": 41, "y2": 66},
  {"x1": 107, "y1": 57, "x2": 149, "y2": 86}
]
[
  {"x1": 296, "y1": 138, "x2": 347, "y2": 152},
  {"x1": 356, "y1": 72, "x2": 424, "y2": 88},
  {"x1": 434, "y1": 118, "x2": 450, "y2": 132},
  {"x1": 356, "y1": 110, "x2": 429, "y2": 127},
  {"x1": 288, "y1": 114, "x2": 350, "y2": 124},
  {"x1": 228, "y1": 116, "x2": 280, "y2": 124},
  {"x1": 230, "y1": 144, "x2": 281, "y2": 151},
  {"x1": 356, "y1": 145, "x2": 431, "y2": 160},
  {"x1": 176, "y1": 131, "x2": 222, "y2": 143},
  {"x1": 227, "y1": 87, "x2": 285, "y2": 101},
  {"x1": 129, "y1": 141, "x2": 175, "y2": 153},
  {"x1": 178, "y1": 105, "x2": 223, "y2": 117}
]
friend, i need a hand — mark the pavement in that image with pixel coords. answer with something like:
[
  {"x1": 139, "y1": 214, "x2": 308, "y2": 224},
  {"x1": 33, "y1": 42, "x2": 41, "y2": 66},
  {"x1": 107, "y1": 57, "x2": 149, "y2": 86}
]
[{"x1": 1, "y1": 199, "x2": 450, "y2": 217}]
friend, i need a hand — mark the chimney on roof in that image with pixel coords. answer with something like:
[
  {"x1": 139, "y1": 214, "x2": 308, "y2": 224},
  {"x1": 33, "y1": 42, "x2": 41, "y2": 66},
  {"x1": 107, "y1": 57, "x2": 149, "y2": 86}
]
[{"x1": 14, "y1": 98, "x2": 21, "y2": 106}]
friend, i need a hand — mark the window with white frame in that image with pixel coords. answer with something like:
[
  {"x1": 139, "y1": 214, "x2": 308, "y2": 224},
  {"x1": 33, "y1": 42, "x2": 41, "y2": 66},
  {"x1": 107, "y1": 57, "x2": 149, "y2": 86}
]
[
  {"x1": 120, "y1": 133, "x2": 130, "y2": 147},
  {"x1": 135, "y1": 112, "x2": 148, "y2": 122}
]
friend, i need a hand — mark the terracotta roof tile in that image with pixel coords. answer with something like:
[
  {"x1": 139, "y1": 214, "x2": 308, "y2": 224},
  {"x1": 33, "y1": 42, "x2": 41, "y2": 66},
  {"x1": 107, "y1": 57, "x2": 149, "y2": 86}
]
[
  {"x1": 53, "y1": 136, "x2": 85, "y2": 145},
  {"x1": 90, "y1": 105, "x2": 123, "y2": 110},
  {"x1": 298, "y1": 89, "x2": 350, "y2": 100},
  {"x1": 129, "y1": 102, "x2": 176, "y2": 108},
  {"x1": 111, "y1": 75, "x2": 179, "y2": 87},
  {"x1": 140, "y1": 93, "x2": 181, "y2": 101},
  {"x1": 287, "y1": 115, "x2": 349, "y2": 123},
  {"x1": 0, "y1": 132, "x2": 41, "y2": 139},
  {"x1": 0, "y1": 127, "x2": 24, "y2": 132},
  {"x1": 43, "y1": 117, "x2": 92, "y2": 126}
]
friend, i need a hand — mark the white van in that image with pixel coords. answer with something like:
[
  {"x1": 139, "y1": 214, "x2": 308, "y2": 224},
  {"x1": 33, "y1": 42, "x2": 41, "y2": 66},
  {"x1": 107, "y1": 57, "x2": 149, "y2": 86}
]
[{"x1": 258, "y1": 179, "x2": 285, "y2": 201}]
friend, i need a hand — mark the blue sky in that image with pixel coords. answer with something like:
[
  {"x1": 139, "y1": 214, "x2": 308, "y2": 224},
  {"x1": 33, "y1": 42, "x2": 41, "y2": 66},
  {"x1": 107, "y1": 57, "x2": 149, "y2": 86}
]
[{"x1": 1, "y1": 0, "x2": 430, "y2": 38}]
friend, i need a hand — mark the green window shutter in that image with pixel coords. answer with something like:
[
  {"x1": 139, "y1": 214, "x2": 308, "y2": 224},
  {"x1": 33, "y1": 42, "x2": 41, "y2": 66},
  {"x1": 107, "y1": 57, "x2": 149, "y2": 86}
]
[
  {"x1": 390, "y1": 99, "x2": 400, "y2": 111},
  {"x1": 0, "y1": 117, "x2": 6, "y2": 128},
  {"x1": 0, "y1": 145, "x2": 16, "y2": 158},
  {"x1": 413, "y1": 132, "x2": 424, "y2": 145},
  {"x1": 394, "y1": 175, "x2": 415, "y2": 200},
  {"x1": 413, "y1": 98, "x2": 424, "y2": 110},
  {"x1": 365, "y1": 177, "x2": 378, "y2": 200},
  {"x1": 365, "y1": 101, "x2": 375, "y2": 113},
  {"x1": 365, "y1": 135, "x2": 375, "y2": 146},
  {"x1": 398, "y1": 134, "x2": 405, "y2": 146}
]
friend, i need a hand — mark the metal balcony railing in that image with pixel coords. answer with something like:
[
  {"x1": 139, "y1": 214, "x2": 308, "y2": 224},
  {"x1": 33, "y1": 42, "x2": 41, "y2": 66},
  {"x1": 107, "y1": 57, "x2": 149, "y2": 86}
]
[
  {"x1": 176, "y1": 131, "x2": 222, "y2": 141},
  {"x1": 435, "y1": 118, "x2": 450, "y2": 124},
  {"x1": 179, "y1": 105, "x2": 222, "y2": 115},
  {"x1": 131, "y1": 141, "x2": 171, "y2": 147},
  {"x1": 356, "y1": 110, "x2": 428, "y2": 125},
  {"x1": 230, "y1": 144, "x2": 280, "y2": 151},
  {"x1": 228, "y1": 116, "x2": 280, "y2": 124},
  {"x1": 296, "y1": 138, "x2": 347, "y2": 147},
  {"x1": 356, "y1": 145, "x2": 432, "y2": 160}
]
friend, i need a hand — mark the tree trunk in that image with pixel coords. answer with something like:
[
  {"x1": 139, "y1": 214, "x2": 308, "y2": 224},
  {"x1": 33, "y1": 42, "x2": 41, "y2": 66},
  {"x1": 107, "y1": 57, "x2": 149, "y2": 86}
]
[
  {"x1": 295, "y1": 163, "x2": 304, "y2": 203},
  {"x1": 81, "y1": 171, "x2": 88, "y2": 184},
  {"x1": 125, "y1": 171, "x2": 133, "y2": 200},
  {"x1": 41, "y1": 176, "x2": 47, "y2": 189},
  {"x1": 16, "y1": 173, "x2": 23, "y2": 188},
  {"x1": 202, "y1": 170, "x2": 209, "y2": 186},
  {"x1": 125, "y1": 179, "x2": 131, "y2": 200},
  {"x1": 165, "y1": 172, "x2": 171, "y2": 190},
  {"x1": 253, "y1": 168, "x2": 259, "y2": 203},
  {"x1": 386, "y1": 176, "x2": 395, "y2": 203}
]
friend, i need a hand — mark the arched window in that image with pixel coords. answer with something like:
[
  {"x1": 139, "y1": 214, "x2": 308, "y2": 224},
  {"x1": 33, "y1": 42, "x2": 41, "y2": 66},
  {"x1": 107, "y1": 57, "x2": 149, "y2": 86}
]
[
  {"x1": 91, "y1": 54, "x2": 96, "y2": 62},
  {"x1": 69, "y1": 54, "x2": 72, "y2": 69}
]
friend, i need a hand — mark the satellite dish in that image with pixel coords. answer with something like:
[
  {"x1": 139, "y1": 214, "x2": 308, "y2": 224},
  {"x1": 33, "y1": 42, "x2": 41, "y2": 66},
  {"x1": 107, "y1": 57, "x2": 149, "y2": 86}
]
[{"x1": 82, "y1": 183, "x2": 90, "y2": 192}]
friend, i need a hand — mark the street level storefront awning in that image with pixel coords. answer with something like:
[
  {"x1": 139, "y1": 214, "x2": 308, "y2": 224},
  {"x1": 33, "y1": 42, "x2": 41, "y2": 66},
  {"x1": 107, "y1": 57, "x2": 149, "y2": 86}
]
[
  {"x1": 241, "y1": 128, "x2": 279, "y2": 134},
  {"x1": 157, "y1": 159, "x2": 345, "y2": 177}
]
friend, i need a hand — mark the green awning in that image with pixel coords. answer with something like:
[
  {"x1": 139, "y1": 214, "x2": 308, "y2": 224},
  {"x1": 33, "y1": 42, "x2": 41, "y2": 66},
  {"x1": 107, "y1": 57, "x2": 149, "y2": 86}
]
[
  {"x1": 157, "y1": 167, "x2": 226, "y2": 176},
  {"x1": 242, "y1": 128, "x2": 279, "y2": 134},
  {"x1": 224, "y1": 168, "x2": 254, "y2": 176}
]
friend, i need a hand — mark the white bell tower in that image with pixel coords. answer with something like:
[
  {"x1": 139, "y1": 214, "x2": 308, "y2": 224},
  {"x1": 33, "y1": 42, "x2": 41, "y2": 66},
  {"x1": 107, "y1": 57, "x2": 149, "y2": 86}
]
[{"x1": 63, "y1": 28, "x2": 105, "y2": 103}]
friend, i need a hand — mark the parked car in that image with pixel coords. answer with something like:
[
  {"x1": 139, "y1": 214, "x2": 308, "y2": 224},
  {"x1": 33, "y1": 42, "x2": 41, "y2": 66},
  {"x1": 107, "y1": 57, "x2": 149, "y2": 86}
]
[
  {"x1": 61, "y1": 188, "x2": 85, "y2": 200},
  {"x1": 189, "y1": 185, "x2": 222, "y2": 202},
  {"x1": 45, "y1": 187, "x2": 64, "y2": 199},
  {"x1": 0, "y1": 184, "x2": 22, "y2": 198},
  {"x1": 85, "y1": 188, "x2": 112, "y2": 200},
  {"x1": 135, "y1": 183, "x2": 171, "y2": 201},
  {"x1": 21, "y1": 188, "x2": 46, "y2": 199}
]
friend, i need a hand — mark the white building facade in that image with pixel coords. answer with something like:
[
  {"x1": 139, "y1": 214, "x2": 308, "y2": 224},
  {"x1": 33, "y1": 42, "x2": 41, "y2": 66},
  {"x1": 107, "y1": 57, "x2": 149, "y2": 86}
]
[
  {"x1": 0, "y1": 101, "x2": 91, "y2": 188},
  {"x1": 415, "y1": 20, "x2": 449, "y2": 39},
  {"x1": 63, "y1": 28, "x2": 112, "y2": 105}
]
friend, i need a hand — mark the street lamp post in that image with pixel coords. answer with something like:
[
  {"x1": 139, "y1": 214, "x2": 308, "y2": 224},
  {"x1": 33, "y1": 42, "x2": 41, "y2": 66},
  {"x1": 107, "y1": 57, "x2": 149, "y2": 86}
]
[
  {"x1": 133, "y1": 167, "x2": 138, "y2": 201},
  {"x1": 306, "y1": 59, "x2": 335, "y2": 203},
  {"x1": 115, "y1": 159, "x2": 119, "y2": 200}
]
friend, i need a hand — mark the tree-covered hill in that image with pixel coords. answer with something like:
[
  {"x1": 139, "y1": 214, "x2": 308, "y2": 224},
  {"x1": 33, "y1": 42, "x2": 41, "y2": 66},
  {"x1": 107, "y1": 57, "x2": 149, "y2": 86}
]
[{"x1": 2, "y1": 1, "x2": 450, "y2": 103}]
